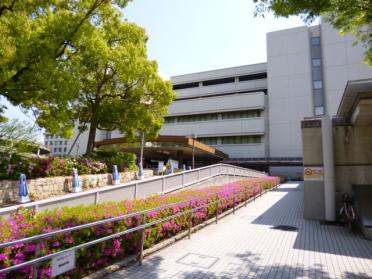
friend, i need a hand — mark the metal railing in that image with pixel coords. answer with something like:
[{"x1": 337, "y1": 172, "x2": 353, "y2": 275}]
[
  {"x1": 0, "y1": 183, "x2": 267, "y2": 277},
  {"x1": 0, "y1": 164, "x2": 266, "y2": 217}
]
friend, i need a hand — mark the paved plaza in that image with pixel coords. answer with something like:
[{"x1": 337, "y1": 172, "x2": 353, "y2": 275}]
[{"x1": 106, "y1": 182, "x2": 372, "y2": 279}]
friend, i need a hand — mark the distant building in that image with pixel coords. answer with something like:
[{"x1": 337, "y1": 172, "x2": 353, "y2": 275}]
[{"x1": 44, "y1": 133, "x2": 69, "y2": 156}]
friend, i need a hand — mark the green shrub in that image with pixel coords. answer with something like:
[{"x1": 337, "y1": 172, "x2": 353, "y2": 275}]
[{"x1": 90, "y1": 150, "x2": 137, "y2": 172}]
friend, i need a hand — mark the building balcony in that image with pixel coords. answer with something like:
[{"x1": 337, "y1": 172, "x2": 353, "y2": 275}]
[
  {"x1": 175, "y1": 79, "x2": 267, "y2": 99},
  {"x1": 168, "y1": 91, "x2": 266, "y2": 116},
  {"x1": 160, "y1": 117, "x2": 265, "y2": 137}
]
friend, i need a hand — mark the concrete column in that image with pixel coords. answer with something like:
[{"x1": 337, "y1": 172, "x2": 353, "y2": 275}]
[
  {"x1": 177, "y1": 150, "x2": 184, "y2": 167},
  {"x1": 321, "y1": 115, "x2": 336, "y2": 221}
]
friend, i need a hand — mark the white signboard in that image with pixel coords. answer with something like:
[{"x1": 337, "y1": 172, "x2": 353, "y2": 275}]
[
  {"x1": 304, "y1": 167, "x2": 324, "y2": 181},
  {"x1": 52, "y1": 250, "x2": 76, "y2": 277}
]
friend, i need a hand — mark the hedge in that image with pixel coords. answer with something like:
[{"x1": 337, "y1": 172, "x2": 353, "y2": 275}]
[{"x1": 0, "y1": 176, "x2": 279, "y2": 278}]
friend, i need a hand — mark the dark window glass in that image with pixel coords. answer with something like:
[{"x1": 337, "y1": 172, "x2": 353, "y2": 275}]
[
  {"x1": 177, "y1": 113, "x2": 218, "y2": 123},
  {"x1": 173, "y1": 82, "x2": 199, "y2": 90},
  {"x1": 222, "y1": 110, "x2": 261, "y2": 119},
  {"x1": 238, "y1": 73, "x2": 267, "y2": 82},
  {"x1": 202, "y1": 77, "x2": 235, "y2": 86},
  {"x1": 198, "y1": 137, "x2": 218, "y2": 145},
  {"x1": 164, "y1": 117, "x2": 176, "y2": 124},
  {"x1": 221, "y1": 135, "x2": 261, "y2": 145}
]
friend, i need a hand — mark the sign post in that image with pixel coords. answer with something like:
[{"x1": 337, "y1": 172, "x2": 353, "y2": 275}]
[{"x1": 52, "y1": 250, "x2": 76, "y2": 277}]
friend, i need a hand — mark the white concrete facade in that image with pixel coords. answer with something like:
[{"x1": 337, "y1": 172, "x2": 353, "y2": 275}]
[{"x1": 162, "y1": 63, "x2": 268, "y2": 159}]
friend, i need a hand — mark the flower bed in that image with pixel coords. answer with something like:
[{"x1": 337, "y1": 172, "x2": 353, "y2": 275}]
[{"x1": 0, "y1": 176, "x2": 279, "y2": 278}]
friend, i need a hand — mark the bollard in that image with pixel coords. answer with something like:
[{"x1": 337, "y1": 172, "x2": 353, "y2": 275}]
[
  {"x1": 18, "y1": 173, "x2": 30, "y2": 203},
  {"x1": 71, "y1": 168, "x2": 82, "y2": 193},
  {"x1": 112, "y1": 165, "x2": 120, "y2": 185}
]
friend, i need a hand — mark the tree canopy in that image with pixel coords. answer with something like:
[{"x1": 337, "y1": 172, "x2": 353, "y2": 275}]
[
  {"x1": 0, "y1": 0, "x2": 131, "y2": 137},
  {"x1": 253, "y1": 0, "x2": 372, "y2": 65},
  {"x1": 71, "y1": 13, "x2": 175, "y2": 154}
]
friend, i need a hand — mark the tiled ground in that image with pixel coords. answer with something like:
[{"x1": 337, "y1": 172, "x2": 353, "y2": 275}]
[{"x1": 106, "y1": 182, "x2": 372, "y2": 279}]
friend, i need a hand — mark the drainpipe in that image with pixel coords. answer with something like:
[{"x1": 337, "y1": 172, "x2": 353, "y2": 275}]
[{"x1": 321, "y1": 115, "x2": 336, "y2": 221}]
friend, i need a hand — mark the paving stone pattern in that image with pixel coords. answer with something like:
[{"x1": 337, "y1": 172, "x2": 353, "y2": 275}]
[{"x1": 106, "y1": 182, "x2": 372, "y2": 279}]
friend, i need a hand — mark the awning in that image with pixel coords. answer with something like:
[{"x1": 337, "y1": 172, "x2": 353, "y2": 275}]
[{"x1": 94, "y1": 135, "x2": 228, "y2": 162}]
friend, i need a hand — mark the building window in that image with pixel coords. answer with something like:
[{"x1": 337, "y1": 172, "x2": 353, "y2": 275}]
[
  {"x1": 313, "y1": 80, "x2": 323, "y2": 89},
  {"x1": 315, "y1": 106, "x2": 325, "y2": 116},
  {"x1": 50, "y1": 142, "x2": 53, "y2": 146},
  {"x1": 64, "y1": 140, "x2": 68, "y2": 145},
  {"x1": 60, "y1": 141, "x2": 63, "y2": 145},
  {"x1": 311, "y1": 37, "x2": 320, "y2": 46},
  {"x1": 312, "y1": 58, "x2": 321, "y2": 67},
  {"x1": 221, "y1": 135, "x2": 261, "y2": 145},
  {"x1": 198, "y1": 137, "x2": 218, "y2": 145},
  {"x1": 177, "y1": 113, "x2": 218, "y2": 123},
  {"x1": 173, "y1": 82, "x2": 199, "y2": 90},
  {"x1": 202, "y1": 77, "x2": 235, "y2": 86},
  {"x1": 64, "y1": 147, "x2": 67, "y2": 152},
  {"x1": 238, "y1": 73, "x2": 267, "y2": 82},
  {"x1": 222, "y1": 110, "x2": 261, "y2": 119},
  {"x1": 58, "y1": 148, "x2": 62, "y2": 152},
  {"x1": 54, "y1": 147, "x2": 57, "y2": 152},
  {"x1": 164, "y1": 117, "x2": 176, "y2": 124}
]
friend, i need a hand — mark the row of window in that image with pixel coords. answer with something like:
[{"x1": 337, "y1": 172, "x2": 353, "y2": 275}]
[
  {"x1": 165, "y1": 110, "x2": 261, "y2": 124},
  {"x1": 310, "y1": 36, "x2": 325, "y2": 116},
  {"x1": 173, "y1": 72, "x2": 267, "y2": 90},
  {"x1": 45, "y1": 140, "x2": 68, "y2": 146},
  {"x1": 53, "y1": 147, "x2": 67, "y2": 153},
  {"x1": 199, "y1": 135, "x2": 262, "y2": 145},
  {"x1": 45, "y1": 134, "x2": 66, "y2": 140}
]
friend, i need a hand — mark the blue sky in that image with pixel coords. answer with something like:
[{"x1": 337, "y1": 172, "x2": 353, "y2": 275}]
[{"x1": 3, "y1": 0, "x2": 311, "y2": 127}]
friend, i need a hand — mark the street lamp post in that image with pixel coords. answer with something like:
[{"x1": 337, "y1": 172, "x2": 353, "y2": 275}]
[
  {"x1": 191, "y1": 133, "x2": 197, "y2": 169},
  {"x1": 138, "y1": 132, "x2": 145, "y2": 180}
]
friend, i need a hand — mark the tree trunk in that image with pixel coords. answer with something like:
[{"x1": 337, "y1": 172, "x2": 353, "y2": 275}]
[{"x1": 86, "y1": 122, "x2": 97, "y2": 155}]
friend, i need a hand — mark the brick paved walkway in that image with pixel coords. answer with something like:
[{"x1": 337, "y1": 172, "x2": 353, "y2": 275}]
[{"x1": 106, "y1": 182, "x2": 372, "y2": 279}]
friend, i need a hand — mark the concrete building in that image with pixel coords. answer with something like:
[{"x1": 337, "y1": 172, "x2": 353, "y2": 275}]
[
  {"x1": 301, "y1": 78, "x2": 372, "y2": 238},
  {"x1": 48, "y1": 22, "x2": 372, "y2": 177}
]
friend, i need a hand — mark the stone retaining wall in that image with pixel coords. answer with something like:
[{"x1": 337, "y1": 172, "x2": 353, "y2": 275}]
[{"x1": 0, "y1": 170, "x2": 153, "y2": 203}]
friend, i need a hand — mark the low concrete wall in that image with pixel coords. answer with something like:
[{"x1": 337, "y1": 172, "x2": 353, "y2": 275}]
[{"x1": 0, "y1": 170, "x2": 153, "y2": 203}]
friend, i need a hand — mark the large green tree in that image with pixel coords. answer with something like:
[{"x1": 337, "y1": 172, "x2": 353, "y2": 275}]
[
  {"x1": 253, "y1": 0, "x2": 372, "y2": 65},
  {"x1": 0, "y1": 0, "x2": 130, "y2": 137},
  {"x1": 72, "y1": 13, "x2": 175, "y2": 154}
]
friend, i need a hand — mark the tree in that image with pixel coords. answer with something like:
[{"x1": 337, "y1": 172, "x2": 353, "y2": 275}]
[
  {"x1": 0, "y1": 119, "x2": 40, "y2": 154},
  {"x1": 0, "y1": 0, "x2": 131, "y2": 137},
  {"x1": 253, "y1": 0, "x2": 372, "y2": 65},
  {"x1": 71, "y1": 14, "x2": 175, "y2": 154}
]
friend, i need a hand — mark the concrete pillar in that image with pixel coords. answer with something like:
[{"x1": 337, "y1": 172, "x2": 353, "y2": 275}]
[
  {"x1": 177, "y1": 150, "x2": 184, "y2": 167},
  {"x1": 321, "y1": 115, "x2": 336, "y2": 221}
]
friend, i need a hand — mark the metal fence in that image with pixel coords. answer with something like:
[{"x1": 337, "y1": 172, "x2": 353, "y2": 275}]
[
  {"x1": 0, "y1": 164, "x2": 265, "y2": 217},
  {"x1": 0, "y1": 183, "x2": 266, "y2": 277}
]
